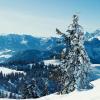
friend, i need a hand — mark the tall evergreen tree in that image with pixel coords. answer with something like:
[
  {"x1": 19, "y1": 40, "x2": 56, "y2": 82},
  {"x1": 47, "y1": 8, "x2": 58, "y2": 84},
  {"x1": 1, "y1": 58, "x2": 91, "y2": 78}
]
[
  {"x1": 21, "y1": 81, "x2": 29, "y2": 99},
  {"x1": 28, "y1": 79, "x2": 40, "y2": 98},
  {"x1": 56, "y1": 15, "x2": 92, "y2": 94}
]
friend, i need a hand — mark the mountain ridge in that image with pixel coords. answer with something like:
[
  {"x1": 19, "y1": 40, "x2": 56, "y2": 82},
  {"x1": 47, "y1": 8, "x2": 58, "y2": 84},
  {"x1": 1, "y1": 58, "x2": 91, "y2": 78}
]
[{"x1": 0, "y1": 30, "x2": 100, "y2": 64}]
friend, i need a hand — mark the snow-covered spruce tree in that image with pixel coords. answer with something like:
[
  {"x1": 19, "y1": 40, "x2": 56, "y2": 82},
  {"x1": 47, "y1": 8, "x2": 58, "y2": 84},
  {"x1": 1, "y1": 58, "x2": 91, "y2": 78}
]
[
  {"x1": 27, "y1": 79, "x2": 40, "y2": 98},
  {"x1": 21, "y1": 81, "x2": 30, "y2": 99},
  {"x1": 56, "y1": 15, "x2": 92, "y2": 94},
  {"x1": 21, "y1": 79, "x2": 40, "y2": 99}
]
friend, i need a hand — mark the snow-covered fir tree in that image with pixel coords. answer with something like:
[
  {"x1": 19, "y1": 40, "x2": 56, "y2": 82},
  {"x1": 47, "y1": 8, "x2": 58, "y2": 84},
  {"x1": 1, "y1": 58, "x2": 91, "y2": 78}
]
[
  {"x1": 21, "y1": 79, "x2": 40, "y2": 99},
  {"x1": 56, "y1": 15, "x2": 92, "y2": 94}
]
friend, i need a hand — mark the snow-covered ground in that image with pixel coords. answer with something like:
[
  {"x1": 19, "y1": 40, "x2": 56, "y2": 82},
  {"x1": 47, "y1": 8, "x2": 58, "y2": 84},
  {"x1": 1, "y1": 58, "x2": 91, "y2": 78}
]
[
  {"x1": 21, "y1": 38, "x2": 28, "y2": 45},
  {"x1": 0, "y1": 49, "x2": 13, "y2": 63},
  {"x1": 44, "y1": 59, "x2": 61, "y2": 66},
  {"x1": 0, "y1": 49, "x2": 12, "y2": 55},
  {"x1": 0, "y1": 63, "x2": 100, "y2": 100},
  {"x1": 37, "y1": 63, "x2": 100, "y2": 100},
  {"x1": 1, "y1": 79, "x2": 100, "y2": 100},
  {"x1": 0, "y1": 67, "x2": 25, "y2": 75},
  {"x1": 0, "y1": 49, "x2": 12, "y2": 59},
  {"x1": 91, "y1": 64, "x2": 100, "y2": 67},
  {"x1": 36, "y1": 80, "x2": 100, "y2": 100}
]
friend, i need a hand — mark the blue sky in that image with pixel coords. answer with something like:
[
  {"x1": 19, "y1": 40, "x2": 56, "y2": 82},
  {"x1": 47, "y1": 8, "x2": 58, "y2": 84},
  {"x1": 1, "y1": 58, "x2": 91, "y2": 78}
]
[{"x1": 0, "y1": 0, "x2": 100, "y2": 37}]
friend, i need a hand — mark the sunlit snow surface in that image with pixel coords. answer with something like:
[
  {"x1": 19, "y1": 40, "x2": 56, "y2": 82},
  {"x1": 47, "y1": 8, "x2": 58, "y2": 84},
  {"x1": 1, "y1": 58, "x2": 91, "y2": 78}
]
[
  {"x1": 39, "y1": 63, "x2": 100, "y2": 100},
  {"x1": 36, "y1": 79, "x2": 100, "y2": 100},
  {"x1": 0, "y1": 64, "x2": 100, "y2": 100},
  {"x1": 0, "y1": 49, "x2": 12, "y2": 58},
  {"x1": 0, "y1": 49, "x2": 13, "y2": 63},
  {"x1": 88, "y1": 36, "x2": 100, "y2": 41},
  {"x1": 0, "y1": 67, "x2": 25, "y2": 75},
  {"x1": 21, "y1": 39, "x2": 28, "y2": 45},
  {"x1": 0, "y1": 79, "x2": 100, "y2": 100},
  {"x1": 44, "y1": 59, "x2": 61, "y2": 66}
]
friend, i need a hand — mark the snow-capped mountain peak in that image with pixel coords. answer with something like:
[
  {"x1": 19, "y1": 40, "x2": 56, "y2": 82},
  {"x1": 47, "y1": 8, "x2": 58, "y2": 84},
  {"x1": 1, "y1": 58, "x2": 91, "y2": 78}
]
[{"x1": 85, "y1": 29, "x2": 100, "y2": 41}]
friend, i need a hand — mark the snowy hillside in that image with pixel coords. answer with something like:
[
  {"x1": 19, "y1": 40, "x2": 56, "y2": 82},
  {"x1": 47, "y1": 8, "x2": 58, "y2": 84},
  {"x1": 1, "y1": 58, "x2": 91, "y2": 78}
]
[
  {"x1": 0, "y1": 32, "x2": 100, "y2": 64},
  {"x1": 85, "y1": 30, "x2": 100, "y2": 41},
  {"x1": 0, "y1": 49, "x2": 13, "y2": 63},
  {"x1": 44, "y1": 59, "x2": 61, "y2": 65},
  {"x1": 35, "y1": 65, "x2": 100, "y2": 100},
  {"x1": 26, "y1": 60, "x2": 100, "y2": 100},
  {"x1": 0, "y1": 67, "x2": 25, "y2": 75},
  {"x1": 0, "y1": 31, "x2": 100, "y2": 99},
  {"x1": 0, "y1": 64, "x2": 100, "y2": 100},
  {"x1": 37, "y1": 80, "x2": 100, "y2": 100}
]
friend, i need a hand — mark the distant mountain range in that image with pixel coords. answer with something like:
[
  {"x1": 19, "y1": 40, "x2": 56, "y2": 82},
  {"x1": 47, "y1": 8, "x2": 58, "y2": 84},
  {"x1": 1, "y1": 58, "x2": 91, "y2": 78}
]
[
  {"x1": 0, "y1": 30, "x2": 100, "y2": 99},
  {"x1": 0, "y1": 30, "x2": 100, "y2": 64}
]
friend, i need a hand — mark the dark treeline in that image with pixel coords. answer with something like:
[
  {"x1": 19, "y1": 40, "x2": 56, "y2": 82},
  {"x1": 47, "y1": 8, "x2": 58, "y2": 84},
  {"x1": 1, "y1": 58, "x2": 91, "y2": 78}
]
[{"x1": 0, "y1": 62, "x2": 63, "y2": 99}]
